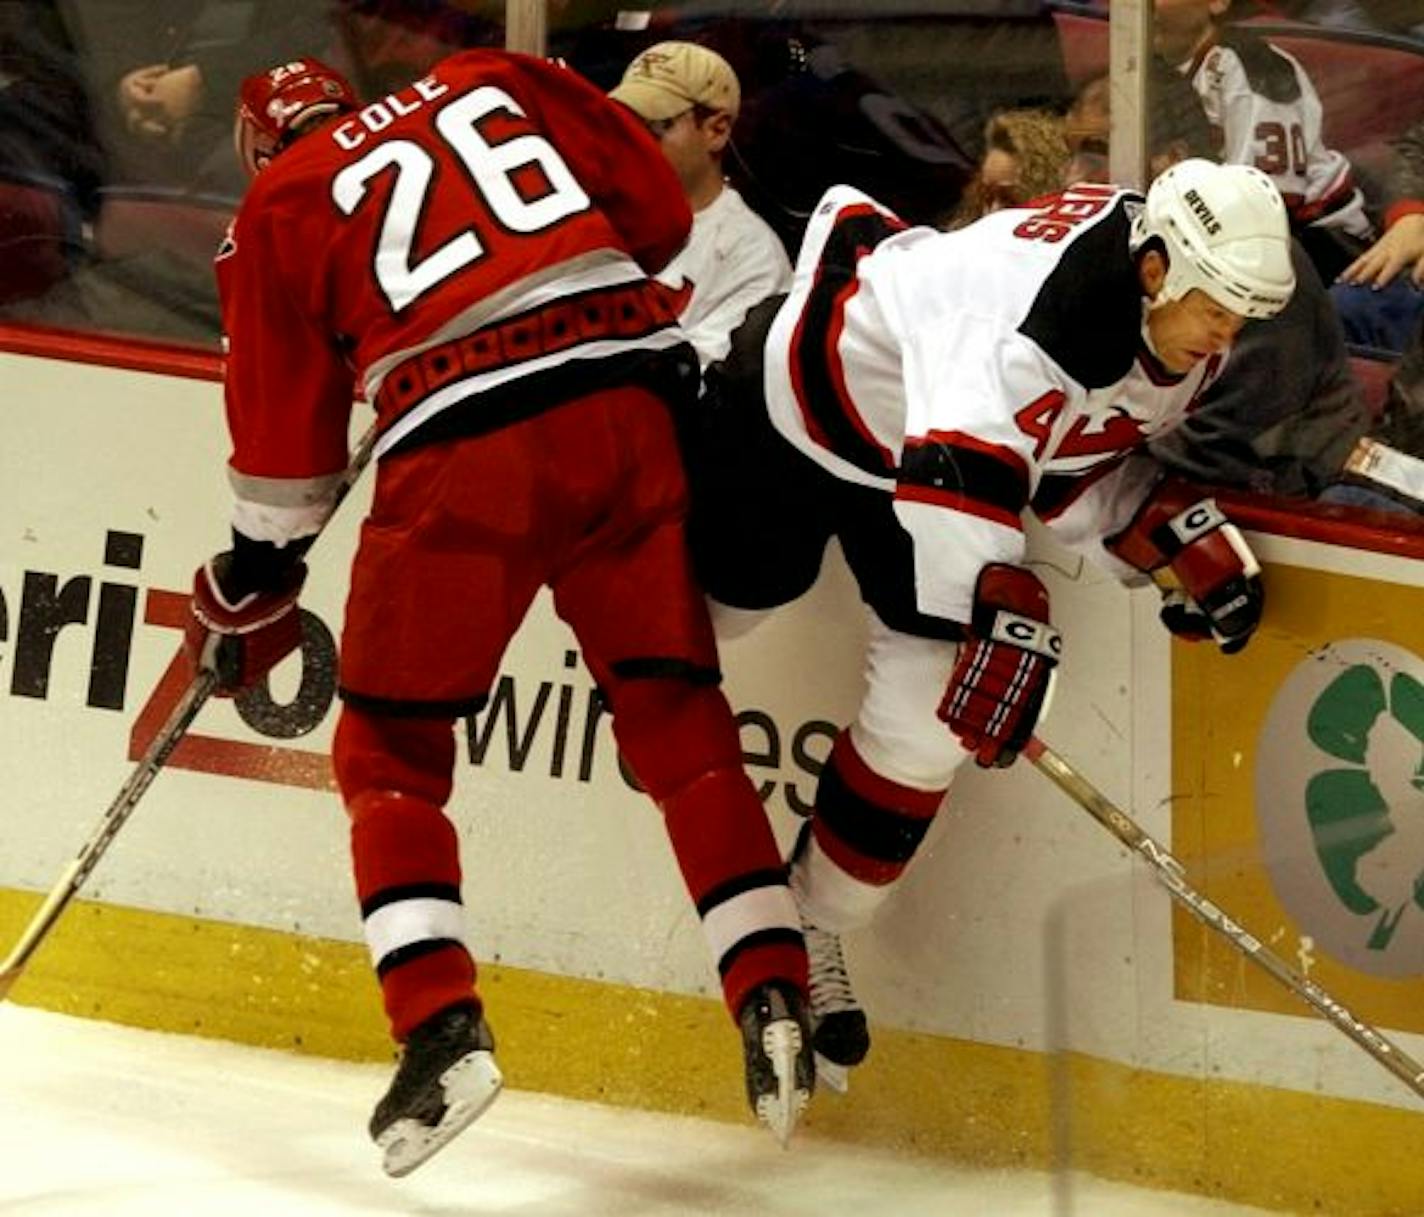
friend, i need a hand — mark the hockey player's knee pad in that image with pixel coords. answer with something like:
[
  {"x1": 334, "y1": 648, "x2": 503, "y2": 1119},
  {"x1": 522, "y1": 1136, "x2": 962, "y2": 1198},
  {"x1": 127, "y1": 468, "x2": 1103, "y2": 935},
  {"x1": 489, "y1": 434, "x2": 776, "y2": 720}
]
[
  {"x1": 606, "y1": 675, "x2": 743, "y2": 803},
  {"x1": 800, "y1": 730, "x2": 949, "y2": 901},
  {"x1": 850, "y1": 713, "x2": 967, "y2": 792},
  {"x1": 334, "y1": 706, "x2": 457, "y2": 811}
]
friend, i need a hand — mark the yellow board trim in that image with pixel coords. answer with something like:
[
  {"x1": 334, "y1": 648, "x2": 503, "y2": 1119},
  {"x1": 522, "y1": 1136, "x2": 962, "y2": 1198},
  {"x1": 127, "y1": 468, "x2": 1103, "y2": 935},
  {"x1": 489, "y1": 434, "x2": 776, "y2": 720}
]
[{"x1": 4, "y1": 887, "x2": 1423, "y2": 1215}]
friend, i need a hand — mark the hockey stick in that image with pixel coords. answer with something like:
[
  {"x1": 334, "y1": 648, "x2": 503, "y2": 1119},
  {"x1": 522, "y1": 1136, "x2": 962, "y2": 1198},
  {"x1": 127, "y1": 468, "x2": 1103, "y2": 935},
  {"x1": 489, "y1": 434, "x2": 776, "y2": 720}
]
[
  {"x1": 1023, "y1": 735, "x2": 1424, "y2": 1103},
  {"x1": 0, "y1": 425, "x2": 378, "y2": 1003}
]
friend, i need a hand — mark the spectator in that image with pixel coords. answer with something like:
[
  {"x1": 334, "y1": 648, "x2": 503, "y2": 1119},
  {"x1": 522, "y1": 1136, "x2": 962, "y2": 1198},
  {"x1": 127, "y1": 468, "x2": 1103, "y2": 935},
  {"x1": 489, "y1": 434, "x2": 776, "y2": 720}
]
[
  {"x1": 557, "y1": 15, "x2": 987, "y2": 250},
  {"x1": 1150, "y1": 239, "x2": 1371, "y2": 496},
  {"x1": 0, "y1": 0, "x2": 103, "y2": 304},
  {"x1": 1374, "y1": 319, "x2": 1424, "y2": 457},
  {"x1": 1321, "y1": 312, "x2": 1424, "y2": 514},
  {"x1": 949, "y1": 108, "x2": 1071, "y2": 226},
  {"x1": 691, "y1": 22, "x2": 976, "y2": 251},
  {"x1": 1153, "y1": 0, "x2": 1376, "y2": 282},
  {"x1": 683, "y1": 161, "x2": 1293, "y2": 1087},
  {"x1": 106, "y1": 1, "x2": 335, "y2": 197},
  {"x1": 184, "y1": 52, "x2": 814, "y2": 1175},
  {"x1": 609, "y1": 41, "x2": 790, "y2": 370},
  {"x1": 1063, "y1": 58, "x2": 1217, "y2": 185},
  {"x1": 1332, "y1": 117, "x2": 1424, "y2": 354}
]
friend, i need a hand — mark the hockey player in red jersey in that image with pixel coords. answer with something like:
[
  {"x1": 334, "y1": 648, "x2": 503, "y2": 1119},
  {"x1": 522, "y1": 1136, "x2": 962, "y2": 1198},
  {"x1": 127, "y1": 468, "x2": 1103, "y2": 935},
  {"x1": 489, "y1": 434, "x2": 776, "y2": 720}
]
[
  {"x1": 182, "y1": 53, "x2": 812, "y2": 1175},
  {"x1": 682, "y1": 159, "x2": 1295, "y2": 1090}
]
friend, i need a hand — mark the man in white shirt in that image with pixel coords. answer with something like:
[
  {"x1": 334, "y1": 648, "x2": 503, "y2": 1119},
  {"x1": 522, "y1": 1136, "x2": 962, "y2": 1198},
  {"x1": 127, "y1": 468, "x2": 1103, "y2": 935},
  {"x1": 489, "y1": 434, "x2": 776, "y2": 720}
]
[{"x1": 611, "y1": 41, "x2": 791, "y2": 369}]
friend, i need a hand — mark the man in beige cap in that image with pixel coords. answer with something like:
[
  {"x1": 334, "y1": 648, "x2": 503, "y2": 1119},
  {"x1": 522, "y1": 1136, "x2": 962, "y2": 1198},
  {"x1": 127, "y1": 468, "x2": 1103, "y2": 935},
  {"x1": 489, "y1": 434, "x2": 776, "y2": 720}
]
[{"x1": 611, "y1": 41, "x2": 790, "y2": 369}]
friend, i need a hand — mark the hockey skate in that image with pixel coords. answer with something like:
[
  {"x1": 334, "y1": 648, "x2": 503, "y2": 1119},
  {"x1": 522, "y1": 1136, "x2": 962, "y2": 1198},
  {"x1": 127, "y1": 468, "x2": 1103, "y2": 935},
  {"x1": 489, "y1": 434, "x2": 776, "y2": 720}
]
[
  {"x1": 738, "y1": 981, "x2": 814, "y2": 1147},
  {"x1": 799, "y1": 921, "x2": 870, "y2": 1093},
  {"x1": 369, "y1": 1002, "x2": 503, "y2": 1177},
  {"x1": 789, "y1": 826, "x2": 870, "y2": 1094}
]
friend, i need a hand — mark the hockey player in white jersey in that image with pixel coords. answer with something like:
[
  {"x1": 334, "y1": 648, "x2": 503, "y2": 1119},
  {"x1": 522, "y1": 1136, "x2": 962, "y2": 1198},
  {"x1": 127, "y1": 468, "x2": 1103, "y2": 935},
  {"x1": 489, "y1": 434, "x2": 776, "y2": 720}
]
[
  {"x1": 682, "y1": 159, "x2": 1295, "y2": 1087},
  {"x1": 1153, "y1": 0, "x2": 1374, "y2": 281}
]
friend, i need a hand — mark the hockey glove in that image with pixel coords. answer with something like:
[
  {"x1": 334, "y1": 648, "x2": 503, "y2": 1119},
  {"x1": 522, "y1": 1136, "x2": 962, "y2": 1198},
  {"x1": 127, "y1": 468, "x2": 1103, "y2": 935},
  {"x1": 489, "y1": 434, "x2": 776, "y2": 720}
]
[
  {"x1": 938, "y1": 564, "x2": 1061, "y2": 769},
  {"x1": 184, "y1": 551, "x2": 307, "y2": 695},
  {"x1": 1105, "y1": 477, "x2": 1262, "y2": 655}
]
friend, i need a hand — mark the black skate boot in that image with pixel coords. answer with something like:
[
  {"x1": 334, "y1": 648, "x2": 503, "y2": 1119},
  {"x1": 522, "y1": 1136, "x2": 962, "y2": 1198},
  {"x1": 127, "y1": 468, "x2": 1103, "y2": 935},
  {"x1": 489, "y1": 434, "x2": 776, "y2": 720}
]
[
  {"x1": 738, "y1": 981, "x2": 814, "y2": 1147},
  {"x1": 788, "y1": 823, "x2": 870, "y2": 1093},
  {"x1": 369, "y1": 1002, "x2": 503, "y2": 1177},
  {"x1": 800, "y1": 921, "x2": 870, "y2": 1091}
]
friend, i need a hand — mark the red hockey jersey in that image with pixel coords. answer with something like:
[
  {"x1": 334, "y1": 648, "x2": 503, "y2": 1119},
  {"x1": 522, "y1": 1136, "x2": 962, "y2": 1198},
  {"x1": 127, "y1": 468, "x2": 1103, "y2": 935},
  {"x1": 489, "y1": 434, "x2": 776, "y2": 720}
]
[{"x1": 215, "y1": 50, "x2": 692, "y2": 545}]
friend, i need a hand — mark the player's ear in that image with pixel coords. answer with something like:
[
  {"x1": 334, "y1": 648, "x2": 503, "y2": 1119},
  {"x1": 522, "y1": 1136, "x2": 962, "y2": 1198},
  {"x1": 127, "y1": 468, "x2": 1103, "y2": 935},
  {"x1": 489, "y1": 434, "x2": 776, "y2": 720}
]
[{"x1": 1137, "y1": 247, "x2": 1168, "y2": 300}]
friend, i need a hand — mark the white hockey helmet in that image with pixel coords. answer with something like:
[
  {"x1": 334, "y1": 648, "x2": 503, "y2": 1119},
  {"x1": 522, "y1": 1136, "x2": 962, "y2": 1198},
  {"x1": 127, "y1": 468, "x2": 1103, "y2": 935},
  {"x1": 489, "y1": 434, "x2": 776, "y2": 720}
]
[{"x1": 1132, "y1": 159, "x2": 1295, "y2": 320}]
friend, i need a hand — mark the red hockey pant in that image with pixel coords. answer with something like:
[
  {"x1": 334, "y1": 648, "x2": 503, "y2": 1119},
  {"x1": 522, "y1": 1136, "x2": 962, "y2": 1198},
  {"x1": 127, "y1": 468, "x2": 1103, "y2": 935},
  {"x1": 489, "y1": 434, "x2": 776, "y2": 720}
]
[{"x1": 333, "y1": 386, "x2": 804, "y2": 1040}]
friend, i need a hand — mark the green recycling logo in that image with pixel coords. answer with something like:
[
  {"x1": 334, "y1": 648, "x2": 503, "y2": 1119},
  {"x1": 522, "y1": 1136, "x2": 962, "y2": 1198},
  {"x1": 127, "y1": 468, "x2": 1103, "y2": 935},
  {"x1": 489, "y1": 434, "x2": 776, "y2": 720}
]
[{"x1": 1255, "y1": 639, "x2": 1424, "y2": 977}]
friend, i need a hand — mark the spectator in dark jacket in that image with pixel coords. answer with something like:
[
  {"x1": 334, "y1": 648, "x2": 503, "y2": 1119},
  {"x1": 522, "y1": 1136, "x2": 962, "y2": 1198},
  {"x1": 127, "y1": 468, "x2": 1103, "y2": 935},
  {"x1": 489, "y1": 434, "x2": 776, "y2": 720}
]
[
  {"x1": 0, "y1": 0, "x2": 104, "y2": 303},
  {"x1": 1152, "y1": 240, "x2": 1371, "y2": 497},
  {"x1": 107, "y1": 1, "x2": 335, "y2": 196}
]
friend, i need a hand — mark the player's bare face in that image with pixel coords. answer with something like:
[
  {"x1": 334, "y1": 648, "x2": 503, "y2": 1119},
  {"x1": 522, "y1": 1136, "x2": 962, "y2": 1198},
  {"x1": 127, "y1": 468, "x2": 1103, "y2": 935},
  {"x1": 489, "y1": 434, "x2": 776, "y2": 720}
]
[{"x1": 1148, "y1": 288, "x2": 1246, "y2": 373}]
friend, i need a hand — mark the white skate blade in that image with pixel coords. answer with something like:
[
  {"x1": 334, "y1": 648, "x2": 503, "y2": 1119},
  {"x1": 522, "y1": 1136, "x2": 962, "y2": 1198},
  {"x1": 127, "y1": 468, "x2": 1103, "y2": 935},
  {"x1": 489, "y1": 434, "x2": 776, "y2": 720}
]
[
  {"x1": 814, "y1": 1053, "x2": 851, "y2": 1095},
  {"x1": 378, "y1": 1050, "x2": 503, "y2": 1178},
  {"x1": 755, "y1": 1019, "x2": 809, "y2": 1149}
]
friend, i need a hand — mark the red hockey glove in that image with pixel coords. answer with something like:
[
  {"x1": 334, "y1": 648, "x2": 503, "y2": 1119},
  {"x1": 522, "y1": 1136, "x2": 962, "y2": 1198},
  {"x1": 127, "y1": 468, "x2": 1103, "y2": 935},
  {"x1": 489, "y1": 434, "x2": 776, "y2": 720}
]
[
  {"x1": 938, "y1": 564, "x2": 1061, "y2": 769},
  {"x1": 1105, "y1": 477, "x2": 1262, "y2": 655},
  {"x1": 184, "y1": 552, "x2": 307, "y2": 695}
]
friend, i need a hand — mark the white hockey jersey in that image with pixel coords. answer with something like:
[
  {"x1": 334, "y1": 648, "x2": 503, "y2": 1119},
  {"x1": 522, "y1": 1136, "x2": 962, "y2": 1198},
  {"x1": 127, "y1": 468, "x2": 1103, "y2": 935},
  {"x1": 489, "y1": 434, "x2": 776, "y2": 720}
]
[
  {"x1": 764, "y1": 185, "x2": 1228, "y2": 625},
  {"x1": 1187, "y1": 30, "x2": 1372, "y2": 241},
  {"x1": 657, "y1": 183, "x2": 791, "y2": 369}
]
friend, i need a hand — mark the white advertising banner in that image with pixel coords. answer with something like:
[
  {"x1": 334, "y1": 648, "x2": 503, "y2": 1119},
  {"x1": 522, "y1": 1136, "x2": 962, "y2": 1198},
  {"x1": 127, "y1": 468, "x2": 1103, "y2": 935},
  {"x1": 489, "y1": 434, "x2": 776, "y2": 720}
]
[{"x1": 7, "y1": 348, "x2": 1424, "y2": 1120}]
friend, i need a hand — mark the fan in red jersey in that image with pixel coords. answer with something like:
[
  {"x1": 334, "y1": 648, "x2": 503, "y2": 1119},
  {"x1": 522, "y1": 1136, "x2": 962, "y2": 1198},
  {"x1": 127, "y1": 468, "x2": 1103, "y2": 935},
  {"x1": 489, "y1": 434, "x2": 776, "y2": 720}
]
[{"x1": 185, "y1": 49, "x2": 813, "y2": 1176}]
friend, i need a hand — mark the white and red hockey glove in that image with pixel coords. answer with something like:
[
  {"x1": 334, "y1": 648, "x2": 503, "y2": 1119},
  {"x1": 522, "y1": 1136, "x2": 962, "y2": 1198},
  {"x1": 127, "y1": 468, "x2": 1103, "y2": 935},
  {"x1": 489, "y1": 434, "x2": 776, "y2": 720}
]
[
  {"x1": 1105, "y1": 477, "x2": 1262, "y2": 655},
  {"x1": 938, "y1": 564, "x2": 1061, "y2": 769},
  {"x1": 184, "y1": 550, "x2": 307, "y2": 695}
]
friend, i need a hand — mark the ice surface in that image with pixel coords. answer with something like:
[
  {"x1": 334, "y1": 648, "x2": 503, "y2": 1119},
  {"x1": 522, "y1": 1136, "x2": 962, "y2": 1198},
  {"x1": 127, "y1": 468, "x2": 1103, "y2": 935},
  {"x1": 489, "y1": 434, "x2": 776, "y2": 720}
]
[{"x1": 0, "y1": 1006, "x2": 1272, "y2": 1216}]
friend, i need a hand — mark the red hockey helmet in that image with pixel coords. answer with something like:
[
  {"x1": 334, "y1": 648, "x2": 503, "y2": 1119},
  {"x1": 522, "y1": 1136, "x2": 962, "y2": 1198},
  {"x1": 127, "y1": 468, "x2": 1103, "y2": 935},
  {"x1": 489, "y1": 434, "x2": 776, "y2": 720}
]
[{"x1": 234, "y1": 58, "x2": 358, "y2": 178}]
